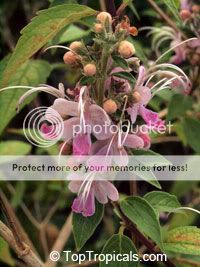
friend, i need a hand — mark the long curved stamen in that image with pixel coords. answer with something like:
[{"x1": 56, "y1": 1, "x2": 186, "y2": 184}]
[
  {"x1": 117, "y1": 97, "x2": 130, "y2": 152},
  {"x1": 82, "y1": 174, "x2": 95, "y2": 205},
  {"x1": 170, "y1": 207, "x2": 200, "y2": 215},
  {"x1": 155, "y1": 37, "x2": 198, "y2": 64},
  {"x1": 58, "y1": 139, "x2": 71, "y2": 165},
  {"x1": 0, "y1": 85, "x2": 33, "y2": 92},
  {"x1": 145, "y1": 70, "x2": 188, "y2": 92},
  {"x1": 148, "y1": 77, "x2": 167, "y2": 90},
  {"x1": 17, "y1": 86, "x2": 66, "y2": 112},
  {"x1": 153, "y1": 63, "x2": 190, "y2": 83},
  {"x1": 121, "y1": 120, "x2": 130, "y2": 147},
  {"x1": 78, "y1": 86, "x2": 87, "y2": 134},
  {"x1": 78, "y1": 172, "x2": 95, "y2": 206},
  {"x1": 135, "y1": 66, "x2": 145, "y2": 89},
  {"x1": 44, "y1": 45, "x2": 70, "y2": 52},
  {"x1": 44, "y1": 45, "x2": 81, "y2": 59},
  {"x1": 147, "y1": 65, "x2": 190, "y2": 90},
  {"x1": 106, "y1": 134, "x2": 116, "y2": 156},
  {"x1": 155, "y1": 36, "x2": 174, "y2": 56}
]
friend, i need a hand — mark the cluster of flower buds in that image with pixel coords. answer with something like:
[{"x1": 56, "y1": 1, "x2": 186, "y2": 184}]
[
  {"x1": 180, "y1": 3, "x2": 200, "y2": 21},
  {"x1": 62, "y1": 11, "x2": 139, "y2": 116}
]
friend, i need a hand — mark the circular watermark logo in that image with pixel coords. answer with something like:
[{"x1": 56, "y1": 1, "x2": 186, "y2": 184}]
[{"x1": 23, "y1": 107, "x2": 64, "y2": 147}]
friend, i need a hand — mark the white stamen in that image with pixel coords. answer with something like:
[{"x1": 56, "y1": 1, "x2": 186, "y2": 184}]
[
  {"x1": 78, "y1": 86, "x2": 87, "y2": 134},
  {"x1": 17, "y1": 86, "x2": 65, "y2": 112},
  {"x1": 170, "y1": 207, "x2": 200, "y2": 215},
  {"x1": 155, "y1": 37, "x2": 198, "y2": 64},
  {"x1": 44, "y1": 45, "x2": 81, "y2": 58},
  {"x1": 0, "y1": 85, "x2": 33, "y2": 92}
]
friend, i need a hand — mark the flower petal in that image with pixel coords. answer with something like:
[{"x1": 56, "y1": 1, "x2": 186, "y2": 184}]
[
  {"x1": 123, "y1": 133, "x2": 144, "y2": 149},
  {"x1": 82, "y1": 189, "x2": 96, "y2": 217},
  {"x1": 48, "y1": 98, "x2": 79, "y2": 118},
  {"x1": 62, "y1": 117, "x2": 80, "y2": 140},
  {"x1": 127, "y1": 104, "x2": 140, "y2": 123},
  {"x1": 68, "y1": 180, "x2": 82, "y2": 193},
  {"x1": 40, "y1": 123, "x2": 57, "y2": 139},
  {"x1": 138, "y1": 86, "x2": 151, "y2": 105},
  {"x1": 103, "y1": 181, "x2": 119, "y2": 202},
  {"x1": 73, "y1": 133, "x2": 91, "y2": 156},
  {"x1": 89, "y1": 104, "x2": 111, "y2": 127},
  {"x1": 139, "y1": 105, "x2": 159, "y2": 124},
  {"x1": 93, "y1": 181, "x2": 108, "y2": 204}
]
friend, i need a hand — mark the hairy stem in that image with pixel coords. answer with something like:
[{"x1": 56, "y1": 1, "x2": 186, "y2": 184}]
[{"x1": 97, "y1": 46, "x2": 110, "y2": 106}]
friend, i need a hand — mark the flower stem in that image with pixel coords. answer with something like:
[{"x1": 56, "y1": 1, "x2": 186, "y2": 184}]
[
  {"x1": 146, "y1": 0, "x2": 187, "y2": 39},
  {"x1": 97, "y1": 46, "x2": 110, "y2": 106},
  {"x1": 105, "y1": 0, "x2": 117, "y2": 17}
]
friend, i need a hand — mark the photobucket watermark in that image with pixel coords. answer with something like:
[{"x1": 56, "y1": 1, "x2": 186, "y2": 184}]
[
  {"x1": 73, "y1": 120, "x2": 173, "y2": 136},
  {"x1": 22, "y1": 107, "x2": 173, "y2": 148}
]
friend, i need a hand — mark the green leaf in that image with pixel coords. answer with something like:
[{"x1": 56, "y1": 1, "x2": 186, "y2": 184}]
[
  {"x1": 130, "y1": 165, "x2": 161, "y2": 189},
  {"x1": 173, "y1": 122, "x2": 187, "y2": 146},
  {"x1": 111, "y1": 71, "x2": 136, "y2": 85},
  {"x1": 161, "y1": 0, "x2": 180, "y2": 21},
  {"x1": 133, "y1": 149, "x2": 171, "y2": 167},
  {"x1": 79, "y1": 76, "x2": 95, "y2": 86},
  {"x1": 73, "y1": 202, "x2": 104, "y2": 250},
  {"x1": 100, "y1": 234, "x2": 139, "y2": 267},
  {"x1": 167, "y1": 94, "x2": 193, "y2": 121},
  {"x1": 144, "y1": 191, "x2": 181, "y2": 213},
  {"x1": 171, "y1": 181, "x2": 199, "y2": 198},
  {"x1": 120, "y1": 196, "x2": 163, "y2": 246},
  {"x1": 0, "y1": 141, "x2": 31, "y2": 155},
  {"x1": 50, "y1": 0, "x2": 77, "y2": 7},
  {"x1": 0, "y1": 238, "x2": 15, "y2": 266},
  {"x1": 1, "y1": 4, "x2": 96, "y2": 86},
  {"x1": 164, "y1": 226, "x2": 200, "y2": 255},
  {"x1": 0, "y1": 59, "x2": 52, "y2": 135},
  {"x1": 50, "y1": 24, "x2": 90, "y2": 45},
  {"x1": 11, "y1": 182, "x2": 26, "y2": 208},
  {"x1": 182, "y1": 118, "x2": 200, "y2": 154},
  {"x1": 112, "y1": 55, "x2": 129, "y2": 70}
]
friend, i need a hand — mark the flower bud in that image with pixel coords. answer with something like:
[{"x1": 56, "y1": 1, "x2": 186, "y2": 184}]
[
  {"x1": 83, "y1": 63, "x2": 97, "y2": 76},
  {"x1": 129, "y1": 26, "x2": 138, "y2": 36},
  {"x1": 103, "y1": 99, "x2": 118, "y2": 114},
  {"x1": 192, "y1": 5, "x2": 200, "y2": 13},
  {"x1": 97, "y1": 12, "x2": 112, "y2": 24},
  {"x1": 63, "y1": 51, "x2": 78, "y2": 65},
  {"x1": 69, "y1": 41, "x2": 82, "y2": 52},
  {"x1": 132, "y1": 91, "x2": 141, "y2": 102},
  {"x1": 94, "y1": 23, "x2": 103, "y2": 33},
  {"x1": 180, "y1": 9, "x2": 191, "y2": 20},
  {"x1": 118, "y1": 41, "x2": 135, "y2": 58},
  {"x1": 190, "y1": 54, "x2": 200, "y2": 65}
]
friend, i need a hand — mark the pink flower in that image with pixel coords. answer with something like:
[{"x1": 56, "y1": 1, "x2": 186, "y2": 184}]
[
  {"x1": 181, "y1": 0, "x2": 191, "y2": 10},
  {"x1": 137, "y1": 126, "x2": 151, "y2": 149},
  {"x1": 41, "y1": 97, "x2": 111, "y2": 150},
  {"x1": 91, "y1": 129, "x2": 144, "y2": 165},
  {"x1": 170, "y1": 35, "x2": 187, "y2": 65},
  {"x1": 69, "y1": 180, "x2": 119, "y2": 217},
  {"x1": 73, "y1": 133, "x2": 91, "y2": 156},
  {"x1": 127, "y1": 66, "x2": 165, "y2": 129}
]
